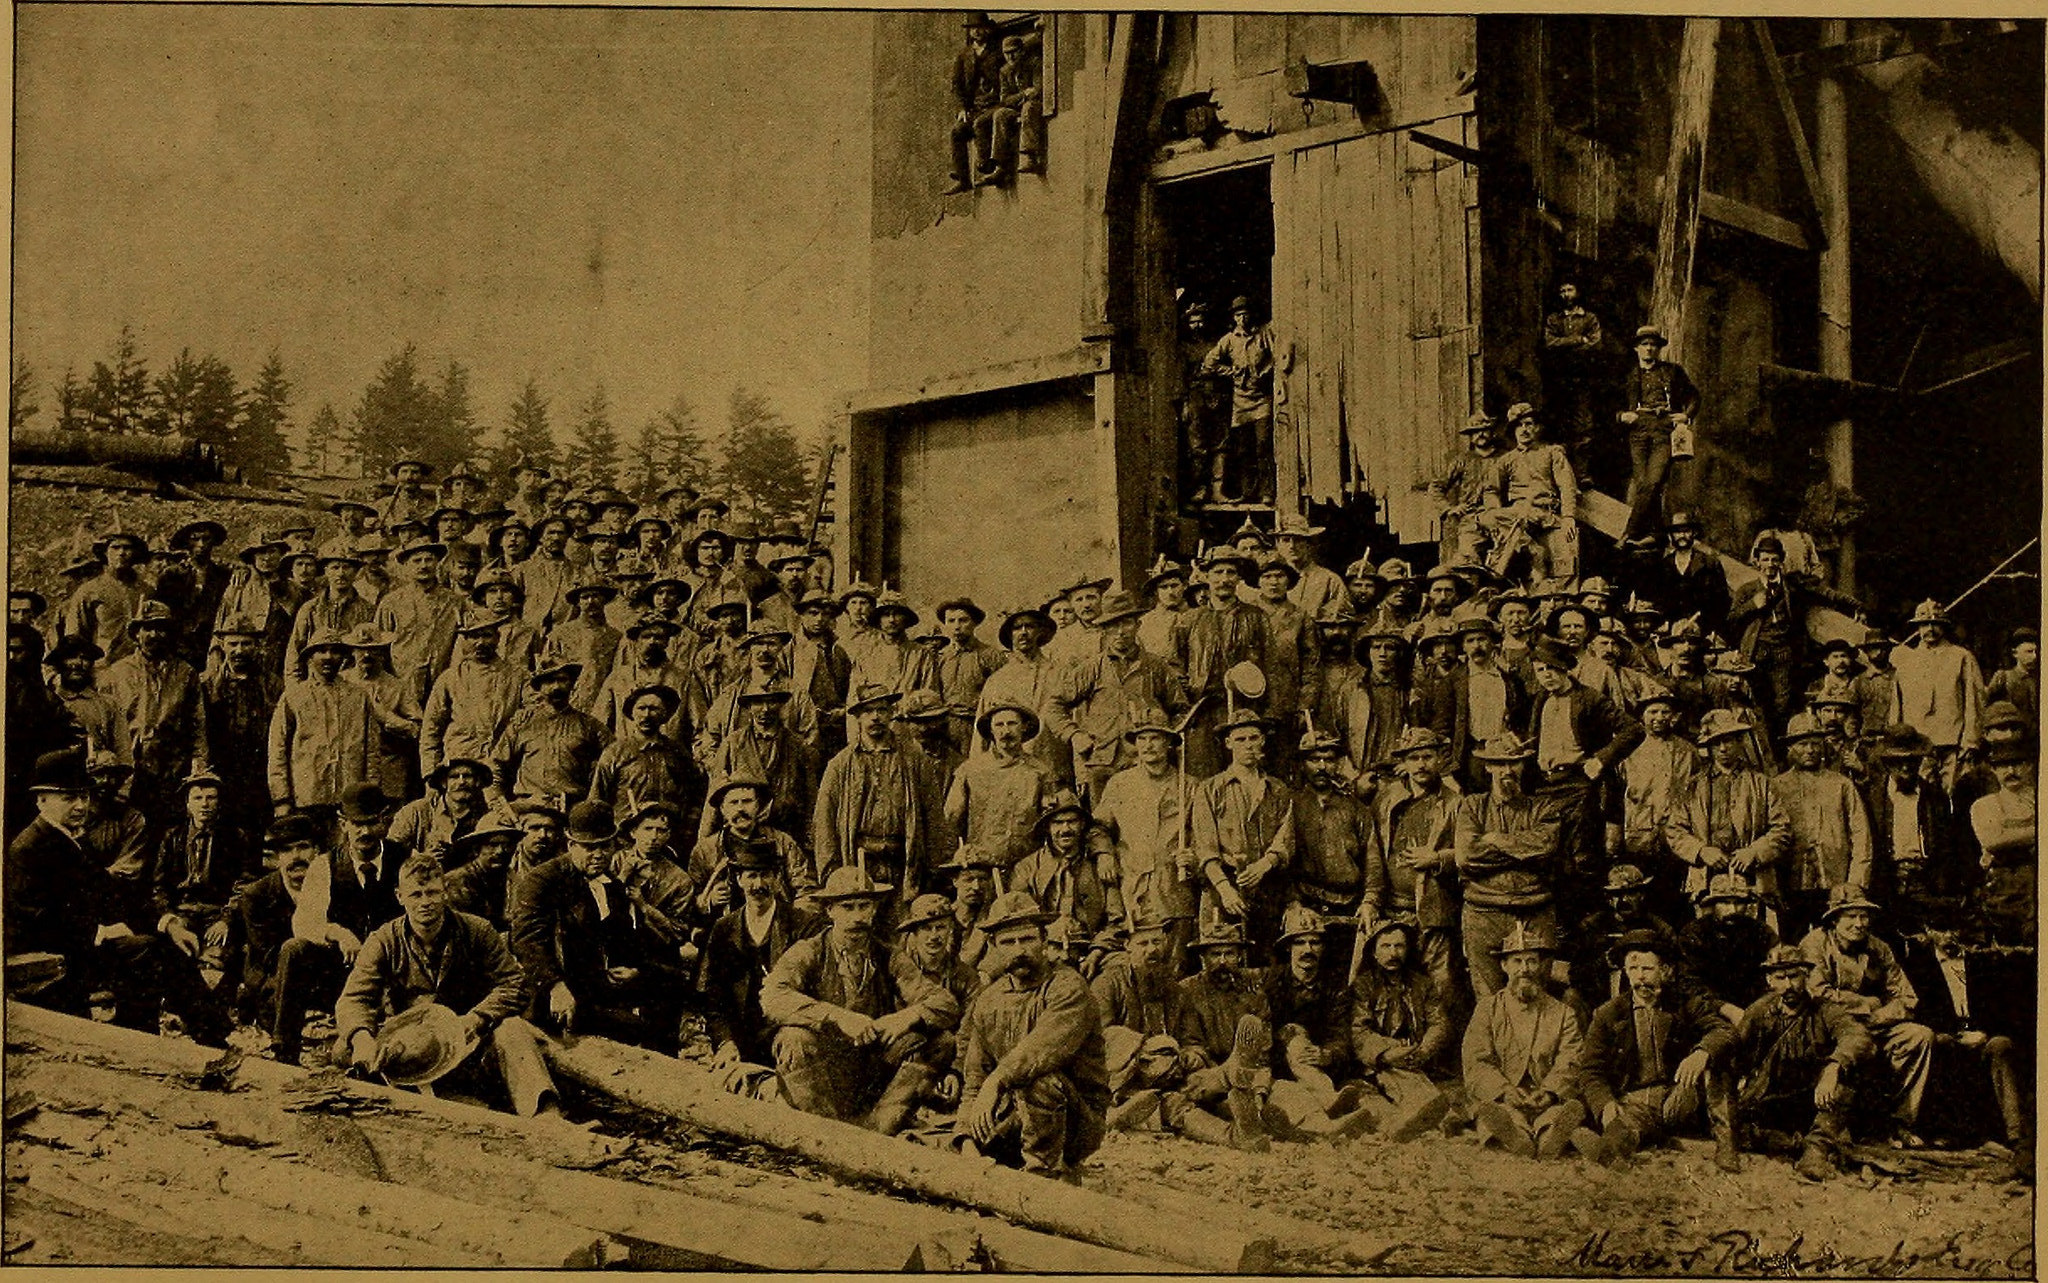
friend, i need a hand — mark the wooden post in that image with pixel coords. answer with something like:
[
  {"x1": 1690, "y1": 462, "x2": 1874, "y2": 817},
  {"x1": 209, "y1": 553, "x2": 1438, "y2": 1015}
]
[
  {"x1": 543, "y1": 1031, "x2": 1282, "y2": 1272},
  {"x1": 1816, "y1": 19, "x2": 1856, "y2": 593},
  {"x1": 1649, "y1": 18, "x2": 1722, "y2": 366}
]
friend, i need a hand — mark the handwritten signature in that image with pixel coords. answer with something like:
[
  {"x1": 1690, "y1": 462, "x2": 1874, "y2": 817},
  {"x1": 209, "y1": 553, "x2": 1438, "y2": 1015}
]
[{"x1": 1568, "y1": 1229, "x2": 2034, "y2": 1277}]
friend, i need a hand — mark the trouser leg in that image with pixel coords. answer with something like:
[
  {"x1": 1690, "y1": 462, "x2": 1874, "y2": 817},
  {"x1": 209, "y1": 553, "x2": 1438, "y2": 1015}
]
[
  {"x1": 1249, "y1": 412, "x2": 1274, "y2": 502},
  {"x1": 1622, "y1": 424, "x2": 1671, "y2": 542},
  {"x1": 950, "y1": 117, "x2": 974, "y2": 182},
  {"x1": 489, "y1": 1017, "x2": 560, "y2": 1117},
  {"x1": 1016, "y1": 1074, "x2": 1098, "y2": 1170},
  {"x1": 1979, "y1": 1036, "x2": 2027, "y2": 1143},
  {"x1": 1462, "y1": 905, "x2": 1511, "y2": 998},
  {"x1": 1015, "y1": 94, "x2": 1044, "y2": 168},
  {"x1": 774, "y1": 1025, "x2": 859, "y2": 1120},
  {"x1": 972, "y1": 110, "x2": 997, "y2": 177},
  {"x1": 989, "y1": 107, "x2": 1018, "y2": 174},
  {"x1": 272, "y1": 938, "x2": 344, "y2": 1059},
  {"x1": 1880, "y1": 1022, "x2": 1934, "y2": 1126}
]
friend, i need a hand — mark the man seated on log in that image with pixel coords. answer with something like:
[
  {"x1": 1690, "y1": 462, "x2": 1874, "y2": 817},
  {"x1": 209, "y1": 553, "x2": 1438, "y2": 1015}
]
[
  {"x1": 510, "y1": 800, "x2": 688, "y2": 1053},
  {"x1": 5, "y1": 747, "x2": 223, "y2": 1042},
  {"x1": 955, "y1": 890, "x2": 1110, "y2": 1180},
  {"x1": 759, "y1": 865, "x2": 952, "y2": 1133},
  {"x1": 1728, "y1": 945, "x2": 1872, "y2": 1182},
  {"x1": 1575, "y1": 930, "x2": 1738, "y2": 1170},
  {"x1": 1346, "y1": 916, "x2": 1459, "y2": 1141},
  {"x1": 893, "y1": 893, "x2": 981, "y2": 1091},
  {"x1": 1461, "y1": 921, "x2": 1587, "y2": 1159},
  {"x1": 336, "y1": 851, "x2": 561, "y2": 1117},
  {"x1": 151, "y1": 767, "x2": 260, "y2": 977},
  {"x1": 218, "y1": 817, "x2": 321, "y2": 1045},
  {"x1": 270, "y1": 781, "x2": 407, "y2": 1062},
  {"x1": 699, "y1": 836, "x2": 825, "y2": 1084},
  {"x1": 1261, "y1": 905, "x2": 1374, "y2": 1139}
]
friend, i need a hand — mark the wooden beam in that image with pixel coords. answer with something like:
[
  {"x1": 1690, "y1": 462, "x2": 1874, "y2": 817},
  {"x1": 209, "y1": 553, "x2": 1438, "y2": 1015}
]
[
  {"x1": 1148, "y1": 100, "x2": 1474, "y2": 183},
  {"x1": 1698, "y1": 190, "x2": 1811, "y2": 250},
  {"x1": 543, "y1": 1031, "x2": 1282, "y2": 1273},
  {"x1": 841, "y1": 343, "x2": 1112, "y2": 415},
  {"x1": 1649, "y1": 19, "x2": 1722, "y2": 365},
  {"x1": 1407, "y1": 129, "x2": 1481, "y2": 167},
  {"x1": 1749, "y1": 19, "x2": 1829, "y2": 248},
  {"x1": 1911, "y1": 337, "x2": 2036, "y2": 395}
]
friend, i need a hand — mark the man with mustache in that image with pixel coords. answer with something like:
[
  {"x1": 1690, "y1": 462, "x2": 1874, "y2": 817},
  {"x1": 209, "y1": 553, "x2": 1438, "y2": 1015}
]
[
  {"x1": 1461, "y1": 922, "x2": 1586, "y2": 1159},
  {"x1": 759, "y1": 866, "x2": 949, "y2": 1131},
  {"x1": 955, "y1": 890, "x2": 1109, "y2": 1179},
  {"x1": 1728, "y1": 946, "x2": 1872, "y2": 1181},
  {"x1": 1170, "y1": 920, "x2": 1277, "y2": 1151},
  {"x1": 1578, "y1": 931, "x2": 1739, "y2": 1170}
]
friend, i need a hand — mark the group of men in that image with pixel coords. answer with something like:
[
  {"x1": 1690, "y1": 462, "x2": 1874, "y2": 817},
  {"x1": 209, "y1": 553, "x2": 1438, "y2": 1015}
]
[{"x1": 3, "y1": 438, "x2": 2035, "y2": 1183}]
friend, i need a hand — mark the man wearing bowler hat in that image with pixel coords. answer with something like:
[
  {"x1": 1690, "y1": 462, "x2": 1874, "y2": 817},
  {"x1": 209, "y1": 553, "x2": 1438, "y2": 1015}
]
[
  {"x1": 955, "y1": 890, "x2": 1110, "y2": 1178},
  {"x1": 761, "y1": 866, "x2": 951, "y2": 1129},
  {"x1": 699, "y1": 835, "x2": 826, "y2": 1074},
  {"x1": 510, "y1": 800, "x2": 685, "y2": 1052}
]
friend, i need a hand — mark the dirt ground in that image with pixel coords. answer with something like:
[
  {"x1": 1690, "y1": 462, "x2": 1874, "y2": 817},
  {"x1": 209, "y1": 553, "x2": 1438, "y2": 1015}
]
[{"x1": 1084, "y1": 1127, "x2": 2035, "y2": 1277}]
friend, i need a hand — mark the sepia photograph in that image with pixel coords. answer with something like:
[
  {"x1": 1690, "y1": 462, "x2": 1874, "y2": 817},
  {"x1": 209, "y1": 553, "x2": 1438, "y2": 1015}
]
[{"x1": 3, "y1": 5, "x2": 2040, "y2": 1273}]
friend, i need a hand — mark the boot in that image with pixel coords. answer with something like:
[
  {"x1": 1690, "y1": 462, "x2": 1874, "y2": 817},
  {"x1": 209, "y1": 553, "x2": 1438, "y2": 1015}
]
[
  {"x1": 1222, "y1": 1016, "x2": 1273, "y2": 1152},
  {"x1": 1107, "y1": 1089, "x2": 1163, "y2": 1132},
  {"x1": 1385, "y1": 1089, "x2": 1452, "y2": 1143},
  {"x1": 1227, "y1": 1085, "x2": 1272, "y2": 1152},
  {"x1": 861, "y1": 1062, "x2": 936, "y2": 1137},
  {"x1": 1713, "y1": 1124, "x2": 1742, "y2": 1174},
  {"x1": 1170, "y1": 1099, "x2": 1238, "y2": 1148},
  {"x1": 1474, "y1": 1101, "x2": 1536, "y2": 1159},
  {"x1": 1794, "y1": 1141, "x2": 1838, "y2": 1183},
  {"x1": 1603, "y1": 1113, "x2": 1642, "y2": 1163}
]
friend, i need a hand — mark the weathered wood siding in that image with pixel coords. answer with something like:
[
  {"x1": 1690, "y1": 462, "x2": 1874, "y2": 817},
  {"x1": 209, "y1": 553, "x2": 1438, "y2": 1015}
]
[{"x1": 1270, "y1": 116, "x2": 1479, "y2": 543}]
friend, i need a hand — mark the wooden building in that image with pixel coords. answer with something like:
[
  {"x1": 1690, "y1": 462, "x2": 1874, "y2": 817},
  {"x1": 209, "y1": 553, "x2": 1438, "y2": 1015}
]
[{"x1": 838, "y1": 14, "x2": 2040, "y2": 624}]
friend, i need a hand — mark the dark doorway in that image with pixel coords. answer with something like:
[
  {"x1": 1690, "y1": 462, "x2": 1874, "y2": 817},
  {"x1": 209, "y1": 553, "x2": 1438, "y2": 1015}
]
[{"x1": 1158, "y1": 165, "x2": 1274, "y2": 324}]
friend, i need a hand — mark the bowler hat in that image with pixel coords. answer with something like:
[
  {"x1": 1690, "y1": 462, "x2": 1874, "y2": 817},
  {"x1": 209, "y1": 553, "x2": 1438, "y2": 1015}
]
[
  {"x1": 976, "y1": 700, "x2": 1043, "y2": 743},
  {"x1": 265, "y1": 812, "x2": 322, "y2": 850},
  {"x1": 339, "y1": 781, "x2": 394, "y2": 821},
  {"x1": 815, "y1": 865, "x2": 896, "y2": 901},
  {"x1": 898, "y1": 893, "x2": 957, "y2": 934},
  {"x1": 565, "y1": 801, "x2": 618, "y2": 845},
  {"x1": 27, "y1": 748, "x2": 89, "y2": 795}
]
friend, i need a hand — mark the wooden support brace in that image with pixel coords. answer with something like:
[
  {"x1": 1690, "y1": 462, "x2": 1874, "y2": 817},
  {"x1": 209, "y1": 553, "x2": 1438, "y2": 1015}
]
[
  {"x1": 1649, "y1": 18, "x2": 1722, "y2": 365},
  {"x1": 1698, "y1": 190, "x2": 1810, "y2": 250},
  {"x1": 1749, "y1": 19, "x2": 1829, "y2": 247}
]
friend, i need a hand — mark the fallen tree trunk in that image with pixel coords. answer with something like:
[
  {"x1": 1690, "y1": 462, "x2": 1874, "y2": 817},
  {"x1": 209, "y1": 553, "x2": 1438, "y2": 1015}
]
[{"x1": 544, "y1": 1031, "x2": 1279, "y2": 1273}]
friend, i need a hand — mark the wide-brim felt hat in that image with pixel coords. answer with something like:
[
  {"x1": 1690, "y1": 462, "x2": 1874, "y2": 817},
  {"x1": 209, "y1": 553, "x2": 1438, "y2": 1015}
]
[
  {"x1": 897, "y1": 893, "x2": 957, "y2": 934},
  {"x1": 1029, "y1": 791, "x2": 1090, "y2": 845},
  {"x1": 981, "y1": 889, "x2": 1054, "y2": 933},
  {"x1": 935, "y1": 843, "x2": 1003, "y2": 872},
  {"x1": 529, "y1": 660, "x2": 582, "y2": 689},
  {"x1": 1608, "y1": 927, "x2": 1671, "y2": 965},
  {"x1": 1361, "y1": 914, "x2": 1420, "y2": 952},
  {"x1": 1142, "y1": 559, "x2": 1188, "y2": 590},
  {"x1": 387, "y1": 456, "x2": 434, "y2": 478},
  {"x1": 1254, "y1": 557, "x2": 1300, "y2": 588},
  {"x1": 1093, "y1": 591, "x2": 1144, "y2": 626},
  {"x1": 847, "y1": 685, "x2": 904, "y2": 716},
  {"x1": 45, "y1": 635, "x2": 105, "y2": 664},
  {"x1": 1275, "y1": 905, "x2": 1326, "y2": 945},
  {"x1": 815, "y1": 865, "x2": 896, "y2": 901},
  {"x1": 976, "y1": 701, "x2": 1043, "y2": 743},
  {"x1": 1820, "y1": 888, "x2": 1881, "y2": 921},
  {"x1": 9, "y1": 587, "x2": 47, "y2": 617},
  {"x1": 396, "y1": 539, "x2": 448, "y2": 563},
  {"x1": 1200, "y1": 548, "x2": 1261, "y2": 578},
  {"x1": 618, "y1": 799, "x2": 681, "y2": 833},
  {"x1": 707, "y1": 773, "x2": 774, "y2": 811},
  {"x1": 998, "y1": 607, "x2": 1057, "y2": 649},
  {"x1": 1700, "y1": 872, "x2": 1760, "y2": 904},
  {"x1": 1191, "y1": 919, "x2": 1247, "y2": 949},
  {"x1": 1876, "y1": 726, "x2": 1936, "y2": 759},
  {"x1": 1695, "y1": 709, "x2": 1753, "y2": 745},
  {"x1": 623, "y1": 683, "x2": 682, "y2": 720},
  {"x1": 451, "y1": 814, "x2": 522, "y2": 848},
  {"x1": 376, "y1": 1003, "x2": 478, "y2": 1087},
  {"x1": 1217, "y1": 707, "x2": 1273, "y2": 735},
  {"x1": 1530, "y1": 636, "x2": 1577, "y2": 670},
  {"x1": 125, "y1": 600, "x2": 178, "y2": 635},
  {"x1": 168, "y1": 519, "x2": 228, "y2": 550},
  {"x1": 1761, "y1": 945, "x2": 1815, "y2": 973},
  {"x1": 1472, "y1": 734, "x2": 1536, "y2": 763},
  {"x1": 1122, "y1": 711, "x2": 1182, "y2": 743},
  {"x1": 624, "y1": 614, "x2": 681, "y2": 640},
  {"x1": 427, "y1": 757, "x2": 494, "y2": 788}
]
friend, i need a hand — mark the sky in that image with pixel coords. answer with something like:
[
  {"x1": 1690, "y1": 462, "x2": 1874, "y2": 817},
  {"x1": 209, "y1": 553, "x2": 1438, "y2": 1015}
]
[{"x1": 12, "y1": 4, "x2": 873, "y2": 463}]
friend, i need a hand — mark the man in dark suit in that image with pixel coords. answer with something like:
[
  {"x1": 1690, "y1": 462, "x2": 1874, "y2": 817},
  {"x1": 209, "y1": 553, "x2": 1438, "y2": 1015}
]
[
  {"x1": 270, "y1": 783, "x2": 403, "y2": 1064},
  {"x1": 1616, "y1": 325, "x2": 1700, "y2": 547},
  {"x1": 5, "y1": 747, "x2": 222, "y2": 1040},
  {"x1": 1576, "y1": 931, "x2": 1738, "y2": 1170},
  {"x1": 1642, "y1": 512, "x2": 1730, "y2": 640},
  {"x1": 1527, "y1": 636, "x2": 1643, "y2": 913},
  {"x1": 223, "y1": 817, "x2": 321, "y2": 1046},
  {"x1": 509, "y1": 800, "x2": 686, "y2": 1051},
  {"x1": 151, "y1": 768, "x2": 259, "y2": 973},
  {"x1": 699, "y1": 838, "x2": 826, "y2": 1070},
  {"x1": 1896, "y1": 928, "x2": 2028, "y2": 1155}
]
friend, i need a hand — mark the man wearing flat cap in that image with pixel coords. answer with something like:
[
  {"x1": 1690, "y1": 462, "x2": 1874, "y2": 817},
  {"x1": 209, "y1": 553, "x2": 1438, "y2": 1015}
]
[
  {"x1": 955, "y1": 889, "x2": 1110, "y2": 1178},
  {"x1": 761, "y1": 866, "x2": 953, "y2": 1129}
]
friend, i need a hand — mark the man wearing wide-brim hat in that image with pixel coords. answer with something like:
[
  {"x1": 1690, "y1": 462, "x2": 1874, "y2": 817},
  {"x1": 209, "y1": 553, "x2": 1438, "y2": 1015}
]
[
  {"x1": 1462, "y1": 919, "x2": 1589, "y2": 1160},
  {"x1": 58, "y1": 526, "x2": 152, "y2": 669},
  {"x1": 929, "y1": 596, "x2": 1003, "y2": 754},
  {"x1": 1770, "y1": 709, "x2": 1873, "y2": 940},
  {"x1": 1258, "y1": 904, "x2": 1376, "y2": 1140},
  {"x1": 815, "y1": 683, "x2": 943, "y2": 904},
  {"x1": 1088, "y1": 707, "x2": 1197, "y2": 967},
  {"x1": 593, "y1": 610, "x2": 694, "y2": 745},
  {"x1": 373, "y1": 526, "x2": 465, "y2": 710},
  {"x1": 1169, "y1": 916, "x2": 1279, "y2": 1151},
  {"x1": 1677, "y1": 872, "x2": 1776, "y2": 1025},
  {"x1": 1346, "y1": 914, "x2": 1458, "y2": 1143},
  {"x1": 418, "y1": 608, "x2": 525, "y2": 790},
  {"x1": 700, "y1": 687, "x2": 820, "y2": 849},
  {"x1": 1664, "y1": 707, "x2": 1790, "y2": 911},
  {"x1": 893, "y1": 891, "x2": 980, "y2": 1081},
  {"x1": 338, "y1": 849, "x2": 561, "y2": 1116},
  {"x1": 587, "y1": 683, "x2": 692, "y2": 826},
  {"x1": 1725, "y1": 943, "x2": 1873, "y2": 1182},
  {"x1": 1010, "y1": 791, "x2": 1110, "y2": 946},
  {"x1": 947, "y1": 701, "x2": 1057, "y2": 869},
  {"x1": 267, "y1": 626, "x2": 378, "y2": 829},
  {"x1": 760, "y1": 864, "x2": 949, "y2": 1130},
  {"x1": 1616, "y1": 322, "x2": 1700, "y2": 548},
  {"x1": 1791, "y1": 885, "x2": 1934, "y2": 1145},
  {"x1": 1288, "y1": 725, "x2": 1369, "y2": 947},
  {"x1": 1455, "y1": 733, "x2": 1570, "y2": 998},
  {"x1": 1187, "y1": 705, "x2": 1293, "y2": 954},
  {"x1": 693, "y1": 771, "x2": 812, "y2": 907},
  {"x1": 439, "y1": 812, "x2": 525, "y2": 927},
  {"x1": 1199, "y1": 293, "x2": 1278, "y2": 505},
  {"x1": 98, "y1": 598, "x2": 211, "y2": 821},
  {"x1": 155, "y1": 518, "x2": 233, "y2": 667},
  {"x1": 978, "y1": 602, "x2": 1070, "y2": 786},
  {"x1": 492, "y1": 660, "x2": 606, "y2": 805},
  {"x1": 1174, "y1": 546, "x2": 1270, "y2": 780},
  {"x1": 1046, "y1": 589, "x2": 1189, "y2": 801},
  {"x1": 1364, "y1": 725, "x2": 1464, "y2": 1000},
  {"x1": 953, "y1": 889, "x2": 1111, "y2": 1177},
  {"x1": 1272, "y1": 512, "x2": 1348, "y2": 623},
  {"x1": 1136, "y1": 554, "x2": 1189, "y2": 663},
  {"x1": 1887, "y1": 599, "x2": 1987, "y2": 792}
]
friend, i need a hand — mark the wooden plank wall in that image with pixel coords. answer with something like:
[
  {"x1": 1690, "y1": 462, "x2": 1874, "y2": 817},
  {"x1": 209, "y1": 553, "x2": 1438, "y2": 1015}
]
[{"x1": 1273, "y1": 118, "x2": 1479, "y2": 544}]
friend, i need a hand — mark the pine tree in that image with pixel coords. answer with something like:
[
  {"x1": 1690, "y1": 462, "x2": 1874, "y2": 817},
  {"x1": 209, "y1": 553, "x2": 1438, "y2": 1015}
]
[
  {"x1": 434, "y1": 359, "x2": 481, "y2": 471},
  {"x1": 496, "y1": 379, "x2": 556, "y2": 476},
  {"x1": 570, "y1": 385, "x2": 621, "y2": 489},
  {"x1": 55, "y1": 368, "x2": 86, "y2": 431},
  {"x1": 638, "y1": 393, "x2": 714, "y2": 501},
  {"x1": 237, "y1": 351, "x2": 296, "y2": 484},
  {"x1": 720, "y1": 386, "x2": 809, "y2": 527},
  {"x1": 349, "y1": 344, "x2": 440, "y2": 476},
  {"x1": 305, "y1": 404, "x2": 351, "y2": 476},
  {"x1": 633, "y1": 416, "x2": 664, "y2": 501},
  {"x1": 10, "y1": 358, "x2": 39, "y2": 431},
  {"x1": 147, "y1": 350, "x2": 242, "y2": 453},
  {"x1": 81, "y1": 325, "x2": 153, "y2": 433}
]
